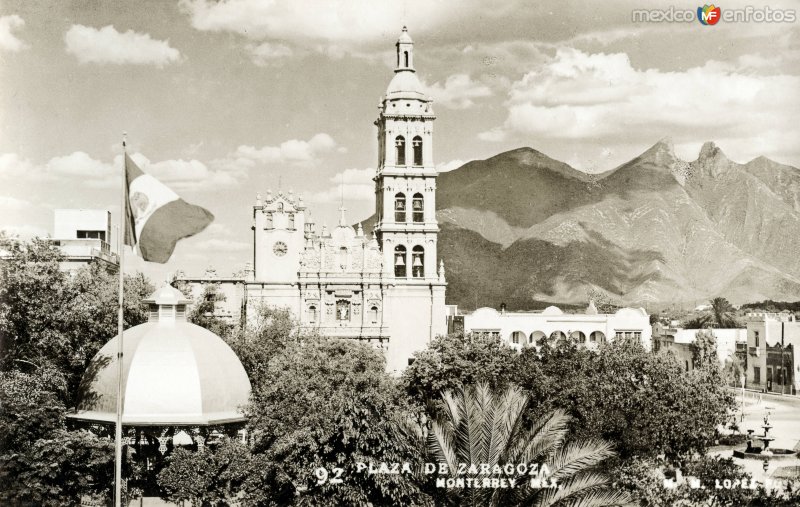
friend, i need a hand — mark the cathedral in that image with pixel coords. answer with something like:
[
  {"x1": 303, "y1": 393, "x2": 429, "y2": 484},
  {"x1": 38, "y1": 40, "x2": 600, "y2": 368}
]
[{"x1": 181, "y1": 27, "x2": 448, "y2": 373}]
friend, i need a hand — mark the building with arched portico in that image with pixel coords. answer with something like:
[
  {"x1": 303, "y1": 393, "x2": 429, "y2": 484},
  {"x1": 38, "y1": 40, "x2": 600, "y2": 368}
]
[{"x1": 457, "y1": 303, "x2": 652, "y2": 351}]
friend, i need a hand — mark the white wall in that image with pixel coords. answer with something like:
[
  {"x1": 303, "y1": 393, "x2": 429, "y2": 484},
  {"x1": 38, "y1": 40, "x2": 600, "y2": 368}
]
[{"x1": 54, "y1": 209, "x2": 110, "y2": 240}]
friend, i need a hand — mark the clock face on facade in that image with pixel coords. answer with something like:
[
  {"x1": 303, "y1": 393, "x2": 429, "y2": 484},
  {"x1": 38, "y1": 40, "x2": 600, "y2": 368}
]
[{"x1": 273, "y1": 241, "x2": 288, "y2": 256}]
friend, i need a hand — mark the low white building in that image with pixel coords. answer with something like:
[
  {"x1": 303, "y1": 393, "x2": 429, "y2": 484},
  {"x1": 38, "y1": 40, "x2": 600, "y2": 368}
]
[
  {"x1": 51, "y1": 209, "x2": 118, "y2": 271},
  {"x1": 459, "y1": 303, "x2": 652, "y2": 351}
]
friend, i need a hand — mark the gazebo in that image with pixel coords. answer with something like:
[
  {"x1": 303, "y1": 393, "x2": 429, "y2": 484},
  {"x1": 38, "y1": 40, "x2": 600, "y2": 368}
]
[{"x1": 68, "y1": 284, "x2": 252, "y2": 492}]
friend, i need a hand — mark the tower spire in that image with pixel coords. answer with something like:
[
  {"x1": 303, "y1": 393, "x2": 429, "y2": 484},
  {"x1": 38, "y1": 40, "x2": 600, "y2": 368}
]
[{"x1": 395, "y1": 26, "x2": 414, "y2": 72}]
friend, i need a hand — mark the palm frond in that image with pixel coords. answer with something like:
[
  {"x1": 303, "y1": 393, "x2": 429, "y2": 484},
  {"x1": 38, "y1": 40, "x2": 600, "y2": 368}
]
[
  {"x1": 487, "y1": 384, "x2": 526, "y2": 466},
  {"x1": 505, "y1": 409, "x2": 571, "y2": 465},
  {"x1": 531, "y1": 472, "x2": 609, "y2": 506},
  {"x1": 546, "y1": 440, "x2": 615, "y2": 482},
  {"x1": 427, "y1": 422, "x2": 459, "y2": 477},
  {"x1": 552, "y1": 487, "x2": 636, "y2": 507}
]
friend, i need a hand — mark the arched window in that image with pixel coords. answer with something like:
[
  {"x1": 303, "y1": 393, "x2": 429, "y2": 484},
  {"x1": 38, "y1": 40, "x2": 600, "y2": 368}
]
[
  {"x1": 412, "y1": 245, "x2": 424, "y2": 278},
  {"x1": 394, "y1": 245, "x2": 407, "y2": 278},
  {"x1": 404, "y1": 51, "x2": 409, "y2": 67},
  {"x1": 277, "y1": 202, "x2": 284, "y2": 212},
  {"x1": 370, "y1": 306, "x2": 379, "y2": 324},
  {"x1": 308, "y1": 305, "x2": 317, "y2": 323},
  {"x1": 412, "y1": 136, "x2": 423, "y2": 166},
  {"x1": 265, "y1": 212, "x2": 273, "y2": 229},
  {"x1": 412, "y1": 193, "x2": 424, "y2": 223},
  {"x1": 288, "y1": 213, "x2": 295, "y2": 229},
  {"x1": 394, "y1": 193, "x2": 406, "y2": 222},
  {"x1": 395, "y1": 136, "x2": 406, "y2": 165}
]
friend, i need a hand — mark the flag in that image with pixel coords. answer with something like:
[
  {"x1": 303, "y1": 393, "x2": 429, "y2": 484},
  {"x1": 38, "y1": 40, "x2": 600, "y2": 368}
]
[{"x1": 124, "y1": 154, "x2": 213, "y2": 263}]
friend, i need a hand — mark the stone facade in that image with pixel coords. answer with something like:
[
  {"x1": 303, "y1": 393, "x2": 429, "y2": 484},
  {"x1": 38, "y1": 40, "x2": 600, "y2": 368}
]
[{"x1": 182, "y1": 28, "x2": 448, "y2": 373}]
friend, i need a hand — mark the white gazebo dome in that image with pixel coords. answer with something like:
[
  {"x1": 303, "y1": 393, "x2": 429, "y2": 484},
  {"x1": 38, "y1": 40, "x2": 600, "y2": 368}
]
[{"x1": 70, "y1": 285, "x2": 251, "y2": 426}]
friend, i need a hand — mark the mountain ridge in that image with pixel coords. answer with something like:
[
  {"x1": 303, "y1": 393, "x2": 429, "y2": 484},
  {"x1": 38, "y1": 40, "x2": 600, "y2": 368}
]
[{"x1": 367, "y1": 140, "x2": 800, "y2": 309}]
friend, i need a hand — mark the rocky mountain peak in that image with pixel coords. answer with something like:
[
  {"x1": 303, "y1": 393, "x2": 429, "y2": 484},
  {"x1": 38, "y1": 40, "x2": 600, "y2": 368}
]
[{"x1": 639, "y1": 136, "x2": 677, "y2": 167}]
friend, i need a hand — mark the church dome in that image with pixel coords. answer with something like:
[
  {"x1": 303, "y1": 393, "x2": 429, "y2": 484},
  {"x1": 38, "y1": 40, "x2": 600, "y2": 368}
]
[
  {"x1": 70, "y1": 285, "x2": 251, "y2": 426},
  {"x1": 386, "y1": 71, "x2": 426, "y2": 99}
]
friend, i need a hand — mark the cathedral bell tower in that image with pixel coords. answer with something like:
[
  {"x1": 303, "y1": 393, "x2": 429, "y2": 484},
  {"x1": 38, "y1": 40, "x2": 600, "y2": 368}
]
[{"x1": 374, "y1": 26, "x2": 440, "y2": 282}]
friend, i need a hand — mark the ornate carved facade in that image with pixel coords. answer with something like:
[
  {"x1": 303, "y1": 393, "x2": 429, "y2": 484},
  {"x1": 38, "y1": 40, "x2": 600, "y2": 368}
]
[{"x1": 182, "y1": 27, "x2": 448, "y2": 373}]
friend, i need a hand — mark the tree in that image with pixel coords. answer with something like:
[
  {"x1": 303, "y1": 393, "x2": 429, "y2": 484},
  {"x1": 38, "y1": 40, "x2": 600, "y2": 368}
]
[
  {"x1": 722, "y1": 354, "x2": 746, "y2": 387},
  {"x1": 690, "y1": 329, "x2": 718, "y2": 367},
  {"x1": 402, "y1": 332, "x2": 520, "y2": 404},
  {"x1": 186, "y1": 283, "x2": 234, "y2": 338},
  {"x1": 426, "y1": 383, "x2": 634, "y2": 507},
  {"x1": 158, "y1": 439, "x2": 252, "y2": 506},
  {"x1": 244, "y1": 336, "x2": 432, "y2": 506},
  {"x1": 515, "y1": 341, "x2": 734, "y2": 460},
  {"x1": 0, "y1": 369, "x2": 116, "y2": 505},
  {"x1": 0, "y1": 235, "x2": 153, "y2": 504},
  {"x1": 225, "y1": 304, "x2": 297, "y2": 379},
  {"x1": 685, "y1": 297, "x2": 740, "y2": 328},
  {"x1": 0, "y1": 234, "x2": 152, "y2": 404}
]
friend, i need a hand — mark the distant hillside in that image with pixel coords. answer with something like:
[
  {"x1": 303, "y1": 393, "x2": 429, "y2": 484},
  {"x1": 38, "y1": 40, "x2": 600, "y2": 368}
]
[{"x1": 367, "y1": 140, "x2": 800, "y2": 310}]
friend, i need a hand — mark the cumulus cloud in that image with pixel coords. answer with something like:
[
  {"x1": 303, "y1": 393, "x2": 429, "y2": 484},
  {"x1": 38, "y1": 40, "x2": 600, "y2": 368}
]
[
  {"x1": 179, "y1": 0, "x2": 460, "y2": 43},
  {"x1": 0, "y1": 14, "x2": 28, "y2": 52},
  {"x1": 481, "y1": 48, "x2": 800, "y2": 162},
  {"x1": 130, "y1": 154, "x2": 243, "y2": 191},
  {"x1": 305, "y1": 168, "x2": 375, "y2": 203},
  {"x1": 247, "y1": 41, "x2": 294, "y2": 66},
  {"x1": 423, "y1": 74, "x2": 492, "y2": 109},
  {"x1": 232, "y1": 133, "x2": 342, "y2": 167},
  {"x1": 0, "y1": 149, "x2": 246, "y2": 192},
  {"x1": 65, "y1": 24, "x2": 180, "y2": 66}
]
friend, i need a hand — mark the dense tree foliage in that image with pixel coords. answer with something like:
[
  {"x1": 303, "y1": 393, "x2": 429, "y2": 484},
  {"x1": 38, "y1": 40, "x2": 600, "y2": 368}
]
[
  {"x1": 157, "y1": 439, "x2": 252, "y2": 506},
  {"x1": 406, "y1": 336, "x2": 735, "y2": 461},
  {"x1": 0, "y1": 369, "x2": 116, "y2": 505},
  {"x1": 176, "y1": 281, "x2": 235, "y2": 338},
  {"x1": 615, "y1": 455, "x2": 800, "y2": 507},
  {"x1": 403, "y1": 332, "x2": 520, "y2": 404},
  {"x1": 0, "y1": 234, "x2": 153, "y2": 403},
  {"x1": 0, "y1": 235, "x2": 153, "y2": 504},
  {"x1": 245, "y1": 336, "x2": 431, "y2": 506}
]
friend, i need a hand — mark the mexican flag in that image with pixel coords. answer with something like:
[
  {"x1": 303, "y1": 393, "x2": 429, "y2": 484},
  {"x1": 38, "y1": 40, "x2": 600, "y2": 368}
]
[{"x1": 124, "y1": 154, "x2": 214, "y2": 263}]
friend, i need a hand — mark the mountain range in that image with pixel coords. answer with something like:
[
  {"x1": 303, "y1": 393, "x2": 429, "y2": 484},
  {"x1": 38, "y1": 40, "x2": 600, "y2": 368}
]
[{"x1": 384, "y1": 140, "x2": 800, "y2": 310}]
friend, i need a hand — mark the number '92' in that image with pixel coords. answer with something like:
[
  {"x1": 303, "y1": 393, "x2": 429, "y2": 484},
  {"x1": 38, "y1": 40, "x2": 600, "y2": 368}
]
[{"x1": 314, "y1": 467, "x2": 344, "y2": 485}]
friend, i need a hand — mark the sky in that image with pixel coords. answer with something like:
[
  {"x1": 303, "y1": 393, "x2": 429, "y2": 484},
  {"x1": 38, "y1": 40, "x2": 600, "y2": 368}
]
[{"x1": 1, "y1": 0, "x2": 799, "y2": 281}]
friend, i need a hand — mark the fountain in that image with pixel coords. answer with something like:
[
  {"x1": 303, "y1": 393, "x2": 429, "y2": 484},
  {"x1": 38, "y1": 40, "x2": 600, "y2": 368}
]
[{"x1": 733, "y1": 411, "x2": 797, "y2": 461}]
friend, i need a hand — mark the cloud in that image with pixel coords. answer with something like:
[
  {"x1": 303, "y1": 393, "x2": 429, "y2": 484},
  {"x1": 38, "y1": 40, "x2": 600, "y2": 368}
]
[
  {"x1": 0, "y1": 149, "x2": 246, "y2": 192},
  {"x1": 305, "y1": 168, "x2": 375, "y2": 203},
  {"x1": 247, "y1": 41, "x2": 295, "y2": 66},
  {"x1": 179, "y1": 0, "x2": 463, "y2": 43},
  {"x1": 0, "y1": 14, "x2": 28, "y2": 52},
  {"x1": 481, "y1": 48, "x2": 800, "y2": 162},
  {"x1": 232, "y1": 133, "x2": 341, "y2": 167},
  {"x1": 65, "y1": 24, "x2": 180, "y2": 66},
  {"x1": 131, "y1": 154, "x2": 242, "y2": 191},
  {"x1": 423, "y1": 74, "x2": 492, "y2": 109},
  {"x1": 48, "y1": 152, "x2": 116, "y2": 186},
  {"x1": 436, "y1": 159, "x2": 466, "y2": 172}
]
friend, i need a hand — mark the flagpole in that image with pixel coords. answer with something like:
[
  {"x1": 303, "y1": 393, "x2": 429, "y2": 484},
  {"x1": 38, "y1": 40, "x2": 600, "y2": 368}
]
[{"x1": 114, "y1": 133, "x2": 127, "y2": 507}]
